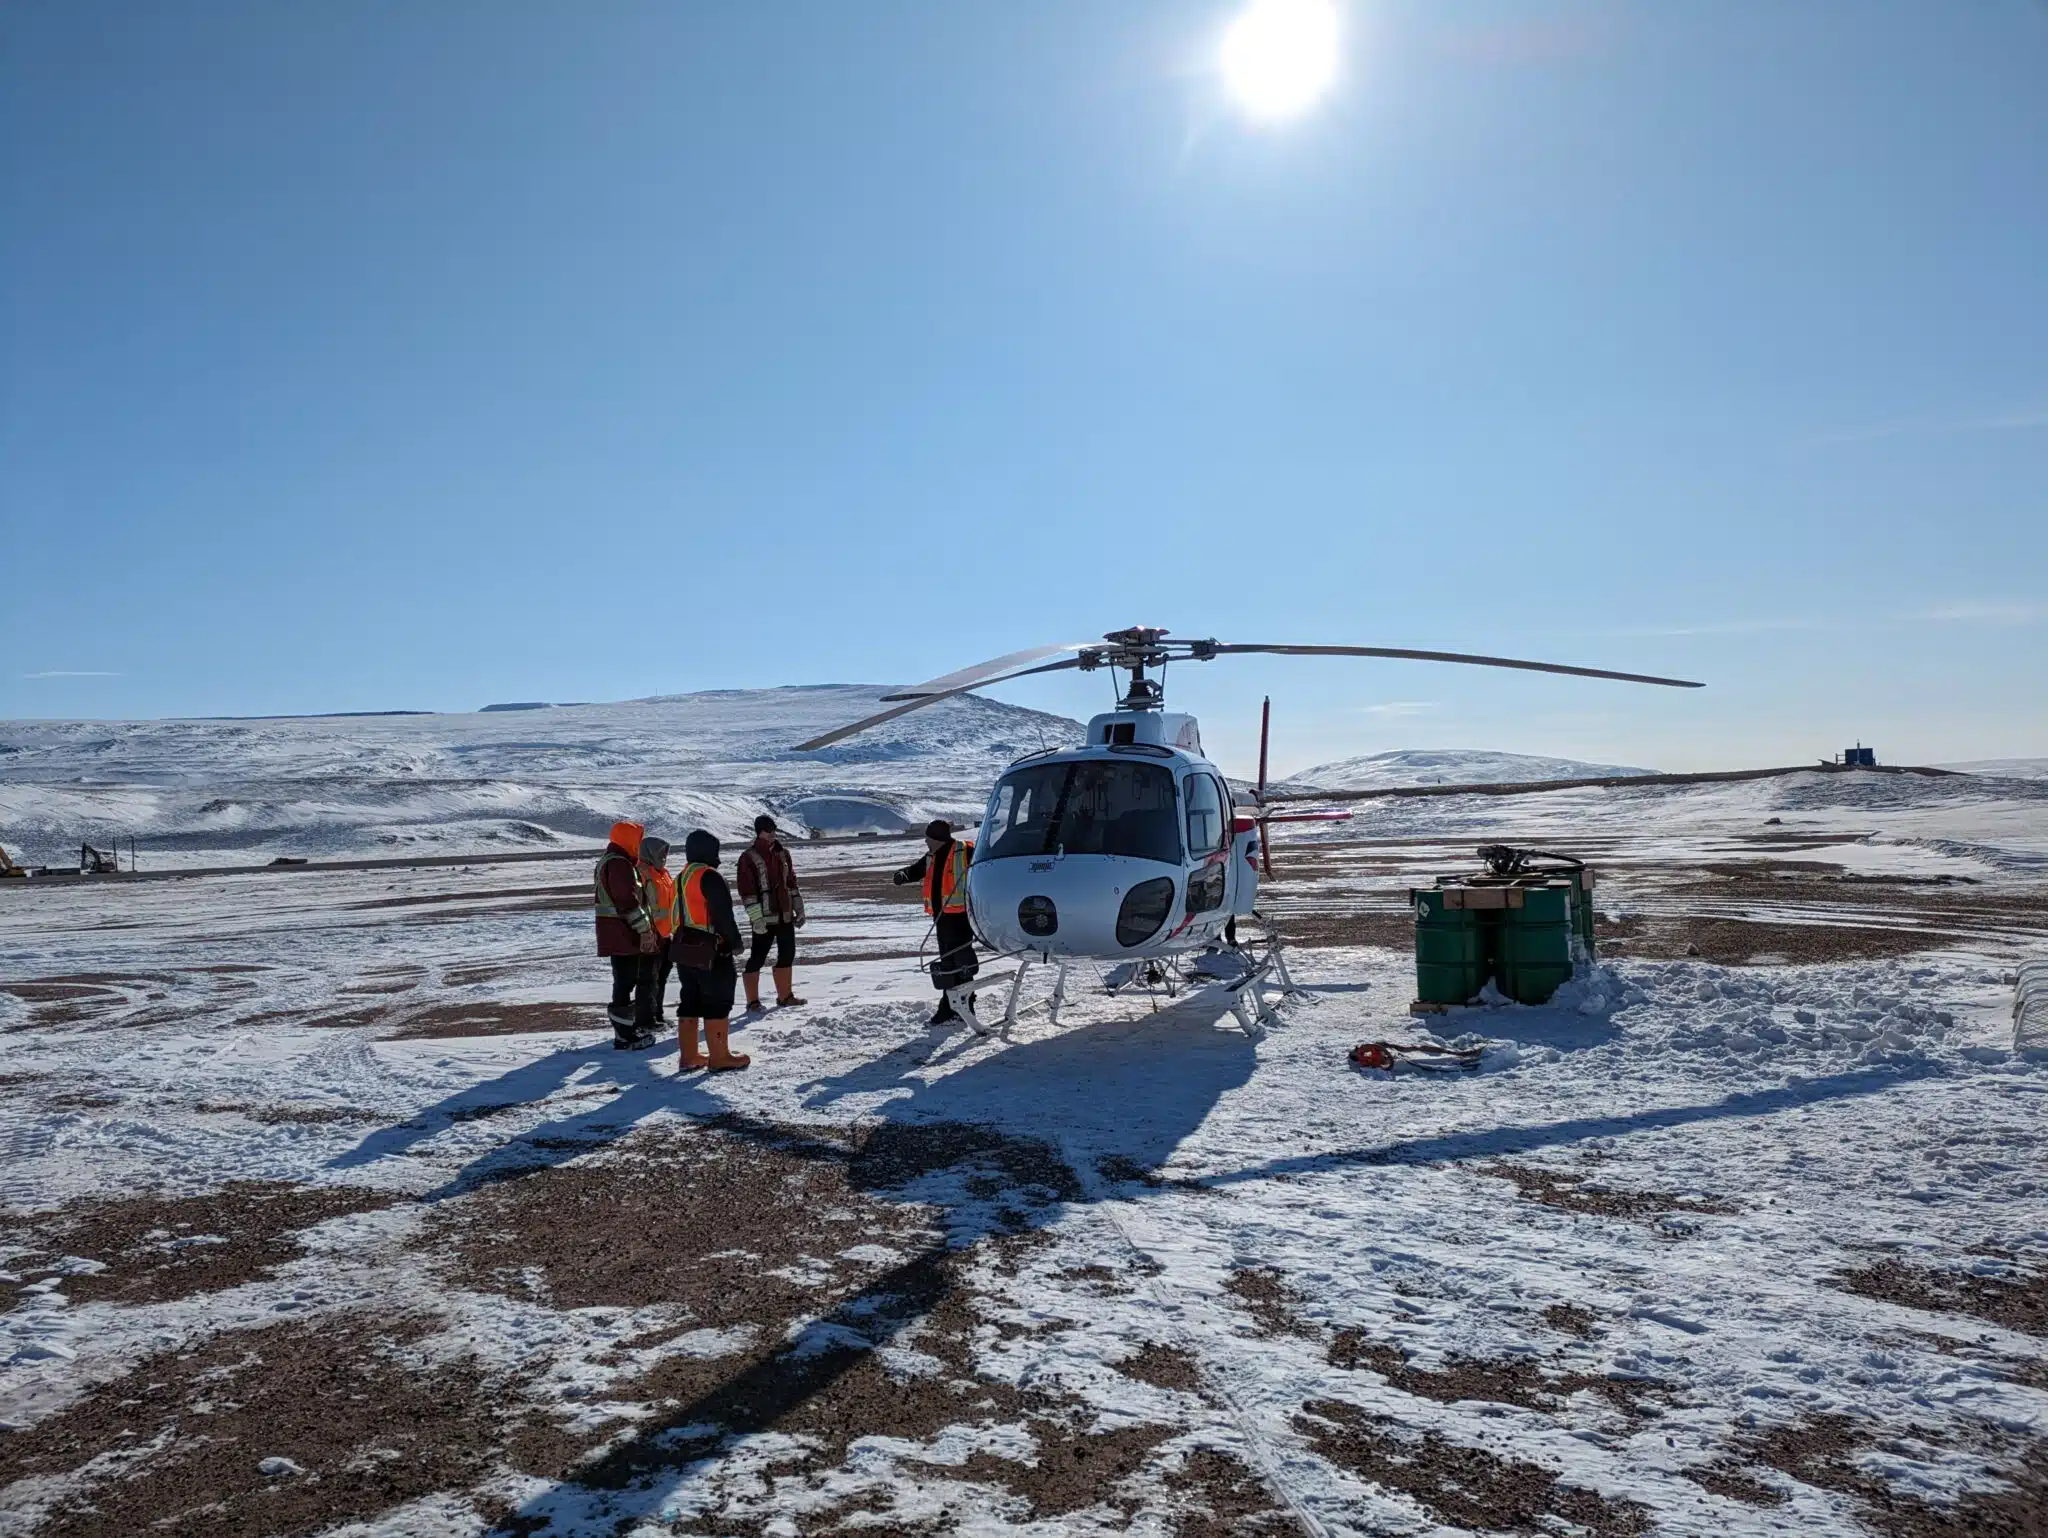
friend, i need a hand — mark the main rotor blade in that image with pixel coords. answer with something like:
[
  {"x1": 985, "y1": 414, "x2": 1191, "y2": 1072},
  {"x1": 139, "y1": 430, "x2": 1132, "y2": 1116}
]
[
  {"x1": 792, "y1": 658, "x2": 1086, "y2": 752},
  {"x1": 1212, "y1": 644, "x2": 1704, "y2": 690},
  {"x1": 878, "y1": 642, "x2": 1095, "y2": 703}
]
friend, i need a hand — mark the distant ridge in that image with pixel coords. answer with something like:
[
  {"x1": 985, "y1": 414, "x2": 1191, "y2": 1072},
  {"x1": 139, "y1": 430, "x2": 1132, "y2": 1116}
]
[{"x1": 1280, "y1": 748, "x2": 1656, "y2": 793}]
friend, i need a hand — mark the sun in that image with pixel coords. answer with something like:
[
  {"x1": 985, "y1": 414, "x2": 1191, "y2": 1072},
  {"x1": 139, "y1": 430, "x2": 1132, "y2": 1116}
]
[{"x1": 1219, "y1": 0, "x2": 1341, "y2": 122}]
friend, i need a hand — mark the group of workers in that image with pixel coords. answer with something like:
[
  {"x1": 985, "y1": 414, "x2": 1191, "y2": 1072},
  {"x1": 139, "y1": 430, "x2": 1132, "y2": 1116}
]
[
  {"x1": 593, "y1": 814, "x2": 983, "y2": 1069},
  {"x1": 594, "y1": 813, "x2": 807, "y2": 1069}
]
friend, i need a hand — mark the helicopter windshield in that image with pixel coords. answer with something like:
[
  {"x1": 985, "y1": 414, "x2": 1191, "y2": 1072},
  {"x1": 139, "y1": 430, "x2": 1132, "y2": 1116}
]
[{"x1": 983, "y1": 758, "x2": 1183, "y2": 864}]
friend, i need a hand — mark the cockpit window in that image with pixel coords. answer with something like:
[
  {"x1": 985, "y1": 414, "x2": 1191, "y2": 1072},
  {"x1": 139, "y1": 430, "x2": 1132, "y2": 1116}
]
[
  {"x1": 984, "y1": 759, "x2": 1182, "y2": 864},
  {"x1": 1183, "y1": 773, "x2": 1226, "y2": 855}
]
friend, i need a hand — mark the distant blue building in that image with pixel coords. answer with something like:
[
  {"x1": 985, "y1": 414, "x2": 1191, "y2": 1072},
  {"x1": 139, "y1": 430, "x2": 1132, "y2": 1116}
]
[{"x1": 1843, "y1": 745, "x2": 1877, "y2": 766}]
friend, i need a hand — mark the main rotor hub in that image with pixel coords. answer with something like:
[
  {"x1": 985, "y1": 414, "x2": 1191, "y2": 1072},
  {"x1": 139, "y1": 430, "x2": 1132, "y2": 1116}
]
[{"x1": 1077, "y1": 628, "x2": 1220, "y2": 711}]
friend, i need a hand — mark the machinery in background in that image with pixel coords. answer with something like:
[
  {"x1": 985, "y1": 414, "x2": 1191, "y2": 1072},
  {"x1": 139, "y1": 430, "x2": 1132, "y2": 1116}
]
[
  {"x1": 1412, "y1": 845, "x2": 1597, "y2": 1011},
  {"x1": 0, "y1": 845, "x2": 25, "y2": 878}
]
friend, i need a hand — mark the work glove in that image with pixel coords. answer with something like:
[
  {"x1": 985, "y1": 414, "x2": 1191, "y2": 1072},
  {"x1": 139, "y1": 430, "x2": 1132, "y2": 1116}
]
[
  {"x1": 892, "y1": 871, "x2": 910, "y2": 886},
  {"x1": 745, "y1": 901, "x2": 766, "y2": 934}
]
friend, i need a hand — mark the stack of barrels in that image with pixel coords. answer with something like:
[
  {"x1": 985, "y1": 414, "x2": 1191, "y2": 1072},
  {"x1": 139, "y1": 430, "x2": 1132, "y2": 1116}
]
[{"x1": 1412, "y1": 856, "x2": 1595, "y2": 1008}]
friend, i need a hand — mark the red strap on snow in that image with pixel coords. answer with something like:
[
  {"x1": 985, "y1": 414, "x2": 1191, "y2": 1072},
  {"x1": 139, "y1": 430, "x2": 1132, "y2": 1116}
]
[{"x1": 1351, "y1": 1040, "x2": 1479, "y2": 1071}]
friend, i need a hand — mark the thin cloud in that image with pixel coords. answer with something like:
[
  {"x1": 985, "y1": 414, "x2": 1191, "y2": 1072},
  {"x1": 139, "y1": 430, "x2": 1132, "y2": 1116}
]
[
  {"x1": 1813, "y1": 403, "x2": 2048, "y2": 447},
  {"x1": 21, "y1": 669, "x2": 123, "y2": 679},
  {"x1": 1916, "y1": 602, "x2": 2042, "y2": 626},
  {"x1": 1611, "y1": 618, "x2": 1827, "y2": 639},
  {"x1": 1353, "y1": 701, "x2": 1439, "y2": 717}
]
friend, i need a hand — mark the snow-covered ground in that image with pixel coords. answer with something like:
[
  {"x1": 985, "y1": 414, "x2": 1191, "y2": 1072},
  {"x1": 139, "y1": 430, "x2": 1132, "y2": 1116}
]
[
  {"x1": 0, "y1": 688, "x2": 1082, "y2": 869},
  {"x1": 1278, "y1": 749, "x2": 1656, "y2": 793},
  {"x1": 2, "y1": 698, "x2": 2045, "y2": 1537}
]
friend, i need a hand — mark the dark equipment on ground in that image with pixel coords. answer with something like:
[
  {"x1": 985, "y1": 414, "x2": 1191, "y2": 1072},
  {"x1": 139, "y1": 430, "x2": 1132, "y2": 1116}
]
[
  {"x1": 79, "y1": 843, "x2": 119, "y2": 875},
  {"x1": 1412, "y1": 846, "x2": 1596, "y2": 1009}
]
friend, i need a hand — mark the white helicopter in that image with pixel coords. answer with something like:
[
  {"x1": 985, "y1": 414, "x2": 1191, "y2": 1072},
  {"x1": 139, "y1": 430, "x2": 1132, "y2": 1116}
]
[{"x1": 796, "y1": 627, "x2": 1700, "y2": 1035}]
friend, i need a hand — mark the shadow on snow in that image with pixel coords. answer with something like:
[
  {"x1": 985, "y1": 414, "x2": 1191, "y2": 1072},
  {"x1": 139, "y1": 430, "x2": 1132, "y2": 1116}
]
[{"x1": 320, "y1": 1000, "x2": 1943, "y2": 1534}]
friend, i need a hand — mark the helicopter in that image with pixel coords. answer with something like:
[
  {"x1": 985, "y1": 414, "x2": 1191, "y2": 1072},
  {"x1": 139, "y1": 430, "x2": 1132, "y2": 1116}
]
[{"x1": 794, "y1": 627, "x2": 1700, "y2": 1036}]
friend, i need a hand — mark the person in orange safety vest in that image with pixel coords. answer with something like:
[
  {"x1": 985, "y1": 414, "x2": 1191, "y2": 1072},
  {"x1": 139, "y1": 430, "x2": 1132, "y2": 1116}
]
[
  {"x1": 638, "y1": 835, "x2": 679, "y2": 1025},
  {"x1": 892, "y1": 819, "x2": 983, "y2": 1033},
  {"x1": 594, "y1": 820, "x2": 659, "y2": 1049}
]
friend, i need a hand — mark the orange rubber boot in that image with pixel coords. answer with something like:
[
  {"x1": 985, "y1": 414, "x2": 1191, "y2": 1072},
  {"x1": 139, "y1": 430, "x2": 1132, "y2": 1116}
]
[
  {"x1": 705, "y1": 1019, "x2": 751, "y2": 1071},
  {"x1": 677, "y1": 1017, "x2": 707, "y2": 1070}
]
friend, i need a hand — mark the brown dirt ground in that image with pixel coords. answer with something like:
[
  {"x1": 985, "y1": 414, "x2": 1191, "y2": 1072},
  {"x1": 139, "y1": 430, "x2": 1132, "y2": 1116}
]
[
  {"x1": 1598, "y1": 916, "x2": 1968, "y2": 965},
  {"x1": 5, "y1": 1181, "x2": 398, "y2": 1308},
  {"x1": 414, "y1": 1117, "x2": 1288, "y2": 1535},
  {"x1": 1116, "y1": 1342, "x2": 1205, "y2": 1393},
  {"x1": 1743, "y1": 1413, "x2": 2048, "y2": 1538},
  {"x1": 1837, "y1": 1258, "x2": 2048, "y2": 1338},
  {"x1": 796, "y1": 867, "x2": 926, "y2": 907},
  {"x1": 193, "y1": 1101, "x2": 380, "y2": 1125},
  {"x1": 0, "y1": 1312, "x2": 521, "y2": 1538},
  {"x1": 343, "y1": 883, "x2": 583, "y2": 913},
  {"x1": 385, "y1": 1001, "x2": 598, "y2": 1040},
  {"x1": 1542, "y1": 1302, "x2": 1598, "y2": 1338},
  {"x1": 1225, "y1": 1267, "x2": 1316, "y2": 1338},
  {"x1": 1297, "y1": 1398, "x2": 1651, "y2": 1536},
  {"x1": 1326, "y1": 1332, "x2": 1668, "y2": 1417},
  {"x1": 1264, "y1": 910, "x2": 1415, "y2": 950},
  {"x1": 1681, "y1": 1463, "x2": 1789, "y2": 1506},
  {"x1": 1479, "y1": 1162, "x2": 1738, "y2": 1225}
]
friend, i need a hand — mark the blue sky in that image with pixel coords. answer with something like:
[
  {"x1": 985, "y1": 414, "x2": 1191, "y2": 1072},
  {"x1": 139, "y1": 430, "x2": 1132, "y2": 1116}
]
[{"x1": 3, "y1": 0, "x2": 2043, "y2": 775}]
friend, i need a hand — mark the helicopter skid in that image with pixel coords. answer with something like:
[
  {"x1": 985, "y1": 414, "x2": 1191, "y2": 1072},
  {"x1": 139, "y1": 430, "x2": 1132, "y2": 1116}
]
[{"x1": 1002, "y1": 957, "x2": 1070, "y2": 1033}]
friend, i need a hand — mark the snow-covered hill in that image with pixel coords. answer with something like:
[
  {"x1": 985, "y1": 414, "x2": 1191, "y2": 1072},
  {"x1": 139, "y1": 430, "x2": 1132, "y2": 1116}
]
[
  {"x1": 1278, "y1": 748, "x2": 1657, "y2": 793},
  {"x1": 1941, "y1": 757, "x2": 2048, "y2": 781},
  {"x1": 0, "y1": 687, "x2": 1082, "y2": 866}
]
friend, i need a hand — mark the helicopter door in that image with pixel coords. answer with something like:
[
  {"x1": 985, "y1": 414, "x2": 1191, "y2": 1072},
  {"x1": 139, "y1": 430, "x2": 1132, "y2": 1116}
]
[
  {"x1": 1229, "y1": 788, "x2": 1260, "y2": 916},
  {"x1": 1181, "y1": 772, "x2": 1232, "y2": 927}
]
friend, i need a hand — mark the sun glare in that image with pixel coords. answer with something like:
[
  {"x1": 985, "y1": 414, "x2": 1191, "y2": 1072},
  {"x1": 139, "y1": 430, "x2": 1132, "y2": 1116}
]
[{"x1": 1220, "y1": 0, "x2": 1341, "y2": 122}]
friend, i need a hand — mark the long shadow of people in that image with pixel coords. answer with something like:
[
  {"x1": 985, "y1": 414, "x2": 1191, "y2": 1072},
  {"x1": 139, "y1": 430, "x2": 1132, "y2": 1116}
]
[
  {"x1": 327, "y1": 1037, "x2": 727, "y2": 1201},
  {"x1": 481, "y1": 981, "x2": 1950, "y2": 1534}
]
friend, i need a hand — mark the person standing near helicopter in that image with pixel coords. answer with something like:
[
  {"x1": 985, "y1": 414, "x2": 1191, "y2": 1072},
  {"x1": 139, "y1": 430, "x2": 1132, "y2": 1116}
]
[
  {"x1": 893, "y1": 819, "x2": 983, "y2": 1032},
  {"x1": 737, "y1": 814, "x2": 806, "y2": 1012}
]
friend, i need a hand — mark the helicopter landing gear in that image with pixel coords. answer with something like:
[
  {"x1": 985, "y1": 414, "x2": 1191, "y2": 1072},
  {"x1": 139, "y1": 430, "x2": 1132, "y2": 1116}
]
[
  {"x1": 946, "y1": 986, "x2": 990, "y2": 1036},
  {"x1": 1003, "y1": 958, "x2": 1069, "y2": 1032}
]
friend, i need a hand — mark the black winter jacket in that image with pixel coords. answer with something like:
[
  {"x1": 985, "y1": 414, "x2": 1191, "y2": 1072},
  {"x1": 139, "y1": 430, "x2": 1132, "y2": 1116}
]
[{"x1": 681, "y1": 829, "x2": 746, "y2": 956}]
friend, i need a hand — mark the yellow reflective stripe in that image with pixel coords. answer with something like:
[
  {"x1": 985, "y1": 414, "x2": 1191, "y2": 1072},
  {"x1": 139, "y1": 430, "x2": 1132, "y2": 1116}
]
[{"x1": 593, "y1": 852, "x2": 633, "y2": 920}]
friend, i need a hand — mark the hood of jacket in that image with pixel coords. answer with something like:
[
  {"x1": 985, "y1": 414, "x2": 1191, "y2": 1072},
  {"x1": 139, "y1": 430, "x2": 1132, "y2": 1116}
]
[
  {"x1": 639, "y1": 835, "x2": 670, "y2": 868},
  {"x1": 683, "y1": 828, "x2": 721, "y2": 868},
  {"x1": 608, "y1": 821, "x2": 644, "y2": 860}
]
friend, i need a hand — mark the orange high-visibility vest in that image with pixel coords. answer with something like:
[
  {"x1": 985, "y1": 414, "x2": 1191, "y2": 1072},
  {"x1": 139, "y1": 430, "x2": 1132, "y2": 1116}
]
[
  {"x1": 923, "y1": 840, "x2": 973, "y2": 916},
  {"x1": 643, "y1": 867, "x2": 678, "y2": 938},
  {"x1": 679, "y1": 863, "x2": 715, "y2": 932}
]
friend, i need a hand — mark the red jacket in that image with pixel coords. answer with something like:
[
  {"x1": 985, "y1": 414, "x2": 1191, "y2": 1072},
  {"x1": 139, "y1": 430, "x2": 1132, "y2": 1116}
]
[{"x1": 736, "y1": 838, "x2": 803, "y2": 925}]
